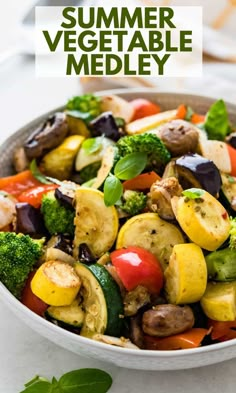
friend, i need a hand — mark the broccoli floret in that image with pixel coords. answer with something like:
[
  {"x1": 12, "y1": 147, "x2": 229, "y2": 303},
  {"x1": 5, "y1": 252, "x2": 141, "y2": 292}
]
[
  {"x1": 0, "y1": 232, "x2": 44, "y2": 298},
  {"x1": 79, "y1": 162, "x2": 101, "y2": 182},
  {"x1": 229, "y1": 217, "x2": 236, "y2": 250},
  {"x1": 117, "y1": 133, "x2": 171, "y2": 174},
  {"x1": 41, "y1": 191, "x2": 75, "y2": 236},
  {"x1": 119, "y1": 190, "x2": 147, "y2": 216},
  {"x1": 66, "y1": 94, "x2": 101, "y2": 124}
]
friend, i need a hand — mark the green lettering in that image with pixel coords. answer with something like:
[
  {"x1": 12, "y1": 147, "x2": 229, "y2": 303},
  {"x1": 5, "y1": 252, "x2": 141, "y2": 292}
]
[
  {"x1": 159, "y1": 7, "x2": 176, "y2": 28},
  {"x1": 78, "y1": 7, "x2": 95, "y2": 28},
  {"x1": 100, "y1": 31, "x2": 112, "y2": 52},
  {"x1": 128, "y1": 31, "x2": 148, "y2": 52},
  {"x1": 91, "y1": 54, "x2": 104, "y2": 75},
  {"x1": 139, "y1": 54, "x2": 151, "y2": 75},
  {"x1": 166, "y1": 31, "x2": 178, "y2": 51},
  {"x1": 152, "y1": 54, "x2": 170, "y2": 75},
  {"x1": 113, "y1": 30, "x2": 127, "y2": 51},
  {"x1": 66, "y1": 54, "x2": 89, "y2": 75},
  {"x1": 144, "y1": 8, "x2": 157, "y2": 28},
  {"x1": 106, "y1": 54, "x2": 122, "y2": 75},
  {"x1": 96, "y1": 7, "x2": 119, "y2": 28},
  {"x1": 64, "y1": 31, "x2": 76, "y2": 52},
  {"x1": 180, "y1": 31, "x2": 192, "y2": 51},
  {"x1": 149, "y1": 31, "x2": 164, "y2": 51},
  {"x1": 124, "y1": 54, "x2": 136, "y2": 75},
  {"x1": 61, "y1": 7, "x2": 76, "y2": 29},
  {"x1": 78, "y1": 31, "x2": 97, "y2": 52},
  {"x1": 42, "y1": 30, "x2": 63, "y2": 52},
  {"x1": 120, "y1": 7, "x2": 143, "y2": 28}
]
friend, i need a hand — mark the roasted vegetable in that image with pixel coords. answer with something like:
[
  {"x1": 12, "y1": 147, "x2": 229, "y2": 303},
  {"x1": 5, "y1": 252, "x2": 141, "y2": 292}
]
[
  {"x1": 200, "y1": 281, "x2": 236, "y2": 321},
  {"x1": 73, "y1": 188, "x2": 119, "y2": 258},
  {"x1": 206, "y1": 248, "x2": 236, "y2": 281},
  {"x1": 46, "y1": 299, "x2": 85, "y2": 328},
  {"x1": 78, "y1": 243, "x2": 96, "y2": 264},
  {"x1": 230, "y1": 217, "x2": 236, "y2": 249},
  {"x1": 175, "y1": 153, "x2": 222, "y2": 196},
  {"x1": 66, "y1": 94, "x2": 101, "y2": 124},
  {"x1": 158, "y1": 119, "x2": 199, "y2": 156},
  {"x1": 45, "y1": 234, "x2": 75, "y2": 265},
  {"x1": 41, "y1": 191, "x2": 75, "y2": 236},
  {"x1": 15, "y1": 202, "x2": 47, "y2": 237},
  {"x1": 79, "y1": 162, "x2": 101, "y2": 183},
  {"x1": 171, "y1": 189, "x2": 230, "y2": 251},
  {"x1": 199, "y1": 141, "x2": 231, "y2": 174},
  {"x1": 24, "y1": 112, "x2": 68, "y2": 159},
  {"x1": 142, "y1": 304, "x2": 194, "y2": 337},
  {"x1": 126, "y1": 109, "x2": 177, "y2": 135},
  {"x1": 100, "y1": 95, "x2": 134, "y2": 123},
  {"x1": 119, "y1": 190, "x2": 147, "y2": 216},
  {"x1": 92, "y1": 146, "x2": 118, "y2": 189},
  {"x1": 0, "y1": 232, "x2": 44, "y2": 298},
  {"x1": 164, "y1": 243, "x2": 207, "y2": 304},
  {"x1": 148, "y1": 177, "x2": 183, "y2": 220},
  {"x1": 66, "y1": 115, "x2": 90, "y2": 138},
  {"x1": 0, "y1": 192, "x2": 16, "y2": 230},
  {"x1": 40, "y1": 135, "x2": 84, "y2": 180},
  {"x1": 75, "y1": 136, "x2": 115, "y2": 172},
  {"x1": 116, "y1": 212, "x2": 185, "y2": 271},
  {"x1": 117, "y1": 133, "x2": 171, "y2": 174},
  {"x1": 221, "y1": 173, "x2": 236, "y2": 212},
  {"x1": 31, "y1": 260, "x2": 81, "y2": 306},
  {"x1": 90, "y1": 112, "x2": 121, "y2": 141},
  {"x1": 54, "y1": 181, "x2": 78, "y2": 209}
]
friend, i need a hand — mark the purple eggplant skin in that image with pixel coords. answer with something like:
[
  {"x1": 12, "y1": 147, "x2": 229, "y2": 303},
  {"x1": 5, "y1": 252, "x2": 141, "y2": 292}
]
[
  {"x1": 24, "y1": 112, "x2": 68, "y2": 159},
  {"x1": 78, "y1": 243, "x2": 96, "y2": 264},
  {"x1": 48, "y1": 234, "x2": 73, "y2": 255},
  {"x1": 175, "y1": 153, "x2": 222, "y2": 196},
  {"x1": 226, "y1": 132, "x2": 236, "y2": 149},
  {"x1": 55, "y1": 187, "x2": 74, "y2": 210},
  {"x1": 89, "y1": 111, "x2": 121, "y2": 141},
  {"x1": 15, "y1": 202, "x2": 47, "y2": 238}
]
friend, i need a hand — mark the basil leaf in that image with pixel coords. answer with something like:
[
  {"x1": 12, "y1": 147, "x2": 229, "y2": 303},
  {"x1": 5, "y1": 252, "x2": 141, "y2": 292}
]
[
  {"x1": 30, "y1": 160, "x2": 52, "y2": 185},
  {"x1": 66, "y1": 110, "x2": 92, "y2": 122},
  {"x1": 114, "y1": 152, "x2": 147, "y2": 180},
  {"x1": 182, "y1": 188, "x2": 205, "y2": 199},
  {"x1": 204, "y1": 99, "x2": 229, "y2": 140},
  {"x1": 20, "y1": 381, "x2": 52, "y2": 393},
  {"x1": 104, "y1": 174, "x2": 123, "y2": 206},
  {"x1": 82, "y1": 137, "x2": 103, "y2": 155},
  {"x1": 59, "y1": 368, "x2": 112, "y2": 393},
  {"x1": 185, "y1": 106, "x2": 194, "y2": 121}
]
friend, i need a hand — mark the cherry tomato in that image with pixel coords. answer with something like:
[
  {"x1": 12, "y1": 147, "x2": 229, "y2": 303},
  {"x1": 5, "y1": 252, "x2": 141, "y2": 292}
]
[
  {"x1": 130, "y1": 99, "x2": 161, "y2": 121},
  {"x1": 21, "y1": 272, "x2": 48, "y2": 316},
  {"x1": 18, "y1": 184, "x2": 59, "y2": 208},
  {"x1": 110, "y1": 246, "x2": 163, "y2": 294},
  {"x1": 0, "y1": 170, "x2": 42, "y2": 197}
]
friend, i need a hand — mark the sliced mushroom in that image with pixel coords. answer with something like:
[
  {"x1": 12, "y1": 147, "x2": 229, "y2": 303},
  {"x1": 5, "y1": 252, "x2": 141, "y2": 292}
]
[
  {"x1": 13, "y1": 147, "x2": 29, "y2": 173},
  {"x1": 142, "y1": 304, "x2": 194, "y2": 337},
  {"x1": 92, "y1": 334, "x2": 140, "y2": 349},
  {"x1": 148, "y1": 177, "x2": 183, "y2": 220},
  {"x1": 24, "y1": 112, "x2": 69, "y2": 159},
  {"x1": 129, "y1": 314, "x2": 144, "y2": 348},
  {"x1": 158, "y1": 119, "x2": 199, "y2": 156}
]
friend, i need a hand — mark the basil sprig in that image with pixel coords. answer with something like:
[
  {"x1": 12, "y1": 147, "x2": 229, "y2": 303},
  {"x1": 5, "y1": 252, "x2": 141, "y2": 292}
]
[
  {"x1": 30, "y1": 160, "x2": 62, "y2": 185},
  {"x1": 182, "y1": 188, "x2": 205, "y2": 200},
  {"x1": 114, "y1": 152, "x2": 147, "y2": 180},
  {"x1": 103, "y1": 152, "x2": 147, "y2": 206},
  {"x1": 20, "y1": 368, "x2": 112, "y2": 393},
  {"x1": 204, "y1": 99, "x2": 229, "y2": 141},
  {"x1": 82, "y1": 137, "x2": 103, "y2": 155},
  {"x1": 104, "y1": 174, "x2": 123, "y2": 207}
]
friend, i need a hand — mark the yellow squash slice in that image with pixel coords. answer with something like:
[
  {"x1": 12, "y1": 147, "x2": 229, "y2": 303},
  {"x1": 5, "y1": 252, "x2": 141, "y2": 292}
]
[
  {"x1": 200, "y1": 281, "x2": 236, "y2": 321},
  {"x1": 165, "y1": 243, "x2": 207, "y2": 304},
  {"x1": 73, "y1": 188, "x2": 119, "y2": 258},
  {"x1": 31, "y1": 261, "x2": 81, "y2": 306},
  {"x1": 171, "y1": 191, "x2": 230, "y2": 251},
  {"x1": 116, "y1": 212, "x2": 185, "y2": 271}
]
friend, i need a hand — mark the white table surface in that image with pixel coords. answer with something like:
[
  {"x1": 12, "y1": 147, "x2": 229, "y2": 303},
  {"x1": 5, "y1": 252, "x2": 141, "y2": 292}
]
[{"x1": 1, "y1": 1, "x2": 236, "y2": 392}]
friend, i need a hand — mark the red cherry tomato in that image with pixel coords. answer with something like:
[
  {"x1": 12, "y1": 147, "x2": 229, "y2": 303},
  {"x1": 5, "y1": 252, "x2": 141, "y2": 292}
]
[
  {"x1": 21, "y1": 272, "x2": 48, "y2": 316},
  {"x1": 18, "y1": 184, "x2": 59, "y2": 208},
  {"x1": 110, "y1": 246, "x2": 164, "y2": 294},
  {"x1": 130, "y1": 99, "x2": 161, "y2": 121}
]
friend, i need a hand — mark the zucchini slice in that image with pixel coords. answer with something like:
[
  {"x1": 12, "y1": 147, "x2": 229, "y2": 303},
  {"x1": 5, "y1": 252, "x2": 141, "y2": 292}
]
[
  {"x1": 73, "y1": 188, "x2": 119, "y2": 258},
  {"x1": 75, "y1": 263, "x2": 124, "y2": 337},
  {"x1": 116, "y1": 212, "x2": 185, "y2": 271},
  {"x1": 221, "y1": 173, "x2": 236, "y2": 212},
  {"x1": 46, "y1": 299, "x2": 85, "y2": 328}
]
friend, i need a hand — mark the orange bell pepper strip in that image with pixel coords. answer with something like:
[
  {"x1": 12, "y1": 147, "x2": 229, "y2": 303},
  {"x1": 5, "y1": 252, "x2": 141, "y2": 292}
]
[
  {"x1": 208, "y1": 319, "x2": 236, "y2": 340},
  {"x1": 191, "y1": 113, "x2": 205, "y2": 124},
  {"x1": 0, "y1": 170, "x2": 42, "y2": 197},
  {"x1": 226, "y1": 144, "x2": 236, "y2": 177},
  {"x1": 143, "y1": 328, "x2": 209, "y2": 350},
  {"x1": 176, "y1": 104, "x2": 187, "y2": 120},
  {"x1": 123, "y1": 171, "x2": 161, "y2": 191}
]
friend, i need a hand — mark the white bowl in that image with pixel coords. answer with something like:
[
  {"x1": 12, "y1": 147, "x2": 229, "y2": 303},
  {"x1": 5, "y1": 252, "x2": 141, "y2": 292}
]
[{"x1": 1, "y1": 89, "x2": 236, "y2": 370}]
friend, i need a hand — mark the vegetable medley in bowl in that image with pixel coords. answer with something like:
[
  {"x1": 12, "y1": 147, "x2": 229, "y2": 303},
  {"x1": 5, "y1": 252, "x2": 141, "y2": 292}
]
[{"x1": 1, "y1": 92, "x2": 236, "y2": 352}]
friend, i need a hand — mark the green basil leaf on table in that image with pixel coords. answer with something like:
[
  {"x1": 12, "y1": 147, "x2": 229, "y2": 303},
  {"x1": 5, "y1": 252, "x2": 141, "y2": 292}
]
[
  {"x1": 204, "y1": 99, "x2": 229, "y2": 141},
  {"x1": 20, "y1": 380, "x2": 52, "y2": 393},
  {"x1": 59, "y1": 368, "x2": 112, "y2": 393},
  {"x1": 104, "y1": 174, "x2": 123, "y2": 206},
  {"x1": 114, "y1": 152, "x2": 147, "y2": 180}
]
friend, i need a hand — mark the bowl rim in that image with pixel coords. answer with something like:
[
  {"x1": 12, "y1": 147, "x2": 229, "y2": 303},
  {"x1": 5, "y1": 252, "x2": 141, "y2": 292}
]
[{"x1": 1, "y1": 88, "x2": 236, "y2": 358}]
